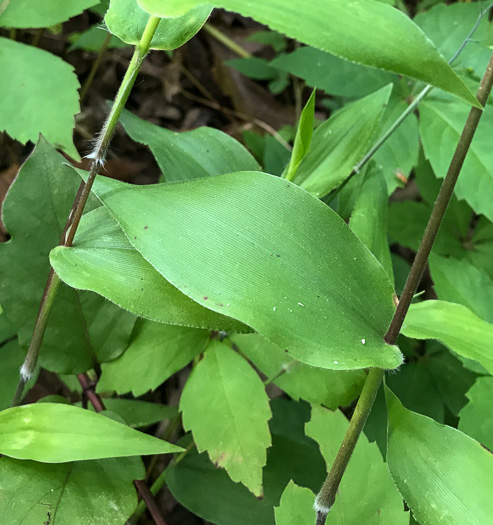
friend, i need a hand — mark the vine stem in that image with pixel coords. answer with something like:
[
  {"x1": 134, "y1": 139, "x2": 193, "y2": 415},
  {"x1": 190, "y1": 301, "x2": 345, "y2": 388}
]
[
  {"x1": 10, "y1": 15, "x2": 161, "y2": 408},
  {"x1": 315, "y1": 52, "x2": 493, "y2": 524}
]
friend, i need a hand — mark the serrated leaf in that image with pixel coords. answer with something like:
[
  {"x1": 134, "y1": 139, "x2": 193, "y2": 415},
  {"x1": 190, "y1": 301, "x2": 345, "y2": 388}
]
[
  {"x1": 231, "y1": 333, "x2": 364, "y2": 409},
  {"x1": 458, "y1": 377, "x2": 493, "y2": 450},
  {"x1": 386, "y1": 387, "x2": 493, "y2": 525},
  {"x1": 86, "y1": 170, "x2": 402, "y2": 370},
  {"x1": 306, "y1": 405, "x2": 409, "y2": 524},
  {"x1": 285, "y1": 89, "x2": 315, "y2": 182},
  {"x1": 349, "y1": 164, "x2": 393, "y2": 281},
  {"x1": 420, "y1": 97, "x2": 493, "y2": 221},
  {"x1": 402, "y1": 300, "x2": 493, "y2": 375},
  {"x1": 137, "y1": 0, "x2": 479, "y2": 107},
  {"x1": 50, "y1": 206, "x2": 248, "y2": 332},
  {"x1": 105, "y1": 0, "x2": 210, "y2": 50},
  {"x1": 180, "y1": 341, "x2": 272, "y2": 495},
  {"x1": 119, "y1": 109, "x2": 260, "y2": 181},
  {"x1": 0, "y1": 38, "x2": 79, "y2": 158},
  {"x1": 0, "y1": 455, "x2": 143, "y2": 525},
  {"x1": 0, "y1": 0, "x2": 99, "y2": 28},
  {"x1": 275, "y1": 481, "x2": 316, "y2": 525},
  {"x1": 293, "y1": 85, "x2": 392, "y2": 198},
  {"x1": 0, "y1": 139, "x2": 136, "y2": 373},
  {"x1": 98, "y1": 319, "x2": 210, "y2": 396},
  {"x1": 0, "y1": 403, "x2": 182, "y2": 461}
]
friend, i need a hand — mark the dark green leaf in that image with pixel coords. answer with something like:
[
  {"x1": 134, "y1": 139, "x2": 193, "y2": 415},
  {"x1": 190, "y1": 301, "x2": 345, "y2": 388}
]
[{"x1": 87, "y1": 171, "x2": 402, "y2": 370}]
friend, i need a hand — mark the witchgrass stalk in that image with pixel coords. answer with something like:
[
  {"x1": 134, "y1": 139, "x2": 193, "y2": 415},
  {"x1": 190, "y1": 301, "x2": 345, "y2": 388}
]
[
  {"x1": 10, "y1": 15, "x2": 161, "y2": 408},
  {"x1": 314, "y1": 52, "x2": 493, "y2": 525}
]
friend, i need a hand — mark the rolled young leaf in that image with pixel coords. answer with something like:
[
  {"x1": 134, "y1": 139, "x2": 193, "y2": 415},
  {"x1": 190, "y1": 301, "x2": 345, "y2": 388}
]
[
  {"x1": 386, "y1": 387, "x2": 493, "y2": 525},
  {"x1": 84, "y1": 170, "x2": 402, "y2": 370},
  {"x1": 137, "y1": 0, "x2": 479, "y2": 107},
  {"x1": 0, "y1": 403, "x2": 182, "y2": 462}
]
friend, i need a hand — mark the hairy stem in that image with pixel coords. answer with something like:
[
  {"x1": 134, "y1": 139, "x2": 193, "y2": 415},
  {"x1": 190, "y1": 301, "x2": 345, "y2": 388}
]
[
  {"x1": 10, "y1": 15, "x2": 161, "y2": 407},
  {"x1": 315, "y1": 52, "x2": 493, "y2": 524}
]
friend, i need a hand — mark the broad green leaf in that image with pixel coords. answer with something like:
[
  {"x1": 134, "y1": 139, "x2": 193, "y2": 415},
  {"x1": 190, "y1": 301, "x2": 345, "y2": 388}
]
[
  {"x1": 119, "y1": 109, "x2": 260, "y2": 181},
  {"x1": 275, "y1": 481, "x2": 316, "y2": 525},
  {"x1": 415, "y1": 3, "x2": 493, "y2": 76},
  {"x1": 306, "y1": 405, "x2": 409, "y2": 524},
  {"x1": 0, "y1": 455, "x2": 143, "y2": 525},
  {"x1": 293, "y1": 85, "x2": 392, "y2": 198},
  {"x1": 271, "y1": 47, "x2": 396, "y2": 99},
  {"x1": 349, "y1": 164, "x2": 393, "y2": 281},
  {"x1": 0, "y1": 139, "x2": 136, "y2": 373},
  {"x1": 0, "y1": 403, "x2": 182, "y2": 461},
  {"x1": 402, "y1": 300, "x2": 493, "y2": 375},
  {"x1": 84, "y1": 398, "x2": 179, "y2": 428},
  {"x1": 105, "y1": 0, "x2": 211, "y2": 50},
  {"x1": 462, "y1": 216, "x2": 493, "y2": 281},
  {"x1": 50, "y1": 206, "x2": 248, "y2": 332},
  {"x1": 0, "y1": 38, "x2": 79, "y2": 159},
  {"x1": 231, "y1": 333, "x2": 365, "y2": 409},
  {"x1": 98, "y1": 319, "x2": 210, "y2": 396},
  {"x1": 284, "y1": 89, "x2": 315, "y2": 181},
  {"x1": 430, "y1": 255, "x2": 493, "y2": 323},
  {"x1": 420, "y1": 97, "x2": 493, "y2": 221},
  {"x1": 180, "y1": 341, "x2": 272, "y2": 496},
  {"x1": 87, "y1": 171, "x2": 402, "y2": 370},
  {"x1": 137, "y1": 0, "x2": 479, "y2": 107},
  {"x1": 458, "y1": 377, "x2": 493, "y2": 450},
  {"x1": 166, "y1": 401, "x2": 325, "y2": 525},
  {"x1": 386, "y1": 388, "x2": 493, "y2": 525},
  {"x1": 0, "y1": 0, "x2": 99, "y2": 28}
]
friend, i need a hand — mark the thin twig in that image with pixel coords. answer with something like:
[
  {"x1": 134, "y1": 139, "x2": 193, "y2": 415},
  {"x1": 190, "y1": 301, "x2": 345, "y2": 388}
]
[
  {"x1": 80, "y1": 32, "x2": 113, "y2": 104},
  {"x1": 314, "y1": 52, "x2": 493, "y2": 523},
  {"x1": 203, "y1": 23, "x2": 252, "y2": 59}
]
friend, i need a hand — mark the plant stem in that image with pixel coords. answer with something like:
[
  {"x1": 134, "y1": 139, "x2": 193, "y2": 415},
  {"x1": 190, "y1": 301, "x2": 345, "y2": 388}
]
[
  {"x1": 203, "y1": 23, "x2": 251, "y2": 59},
  {"x1": 10, "y1": 15, "x2": 161, "y2": 408},
  {"x1": 315, "y1": 51, "x2": 493, "y2": 524}
]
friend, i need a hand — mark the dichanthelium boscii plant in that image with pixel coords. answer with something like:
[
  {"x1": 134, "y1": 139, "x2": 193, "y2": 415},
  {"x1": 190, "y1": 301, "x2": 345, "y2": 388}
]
[{"x1": 1, "y1": 0, "x2": 493, "y2": 524}]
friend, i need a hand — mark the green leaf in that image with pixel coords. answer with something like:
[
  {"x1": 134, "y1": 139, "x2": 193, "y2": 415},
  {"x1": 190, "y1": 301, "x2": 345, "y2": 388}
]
[
  {"x1": 459, "y1": 377, "x2": 493, "y2": 450},
  {"x1": 180, "y1": 341, "x2": 272, "y2": 496},
  {"x1": 0, "y1": 38, "x2": 80, "y2": 159},
  {"x1": 275, "y1": 481, "x2": 316, "y2": 525},
  {"x1": 87, "y1": 171, "x2": 402, "y2": 370},
  {"x1": 68, "y1": 26, "x2": 128, "y2": 52},
  {"x1": 271, "y1": 47, "x2": 396, "y2": 99},
  {"x1": 98, "y1": 319, "x2": 210, "y2": 396},
  {"x1": 415, "y1": 3, "x2": 493, "y2": 76},
  {"x1": 227, "y1": 56, "x2": 280, "y2": 80},
  {"x1": 293, "y1": 85, "x2": 392, "y2": 198},
  {"x1": 0, "y1": 0, "x2": 99, "y2": 28},
  {"x1": 402, "y1": 300, "x2": 493, "y2": 375},
  {"x1": 105, "y1": 0, "x2": 211, "y2": 50},
  {"x1": 50, "y1": 206, "x2": 248, "y2": 332},
  {"x1": 137, "y1": 0, "x2": 479, "y2": 107},
  {"x1": 0, "y1": 403, "x2": 182, "y2": 461},
  {"x1": 83, "y1": 398, "x2": 179, "y2": 428},
  {"x1": 285, "y1": 89, "x2": 315, "y2": 182},
  {"x1": 306, "y1": 405, "x2": 409, "y2": 524},
  {"x1": 119, "y1": 109, "x2": 260, "y2": 181},
  {"x1": 430, "y1": 255, "x2": 493, "y2": 323},
  {"x1": 0, "y1": 139, "x2": 136, "y2": 373},
  {"x1": 420, "y1": 97, "x2": 493, "y2": 221},
  {"x1": 349, "y1": 164, "x2": 393, "y2": 281},
  {"x1": 0, "y1": 455, "x2": 143, "y2": 524},
  {"x1": 231, "y1": 333, "x2": 365, "y2": 409},
  {"x1": 386, "y1": 387, "x2": 493, "y2": 525}
]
